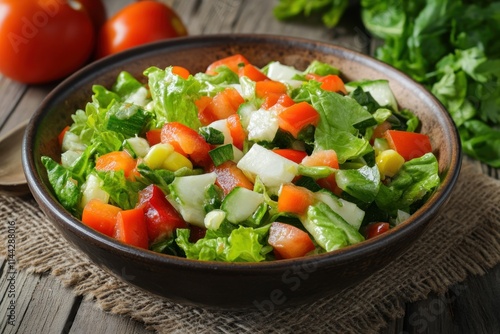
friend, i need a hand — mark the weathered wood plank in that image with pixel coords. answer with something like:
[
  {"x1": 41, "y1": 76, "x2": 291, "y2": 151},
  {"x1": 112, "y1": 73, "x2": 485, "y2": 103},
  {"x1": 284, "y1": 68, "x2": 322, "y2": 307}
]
[
  {"x1": 0, "y1": 270, "x2": 77, "y2": 333},
  {"x1": 1, "y1": 86, "x2": 53, "y2": 131},
  {"x1": 0, "y1": 77, "x2": 27, "y2": 133},
  {"x1": 68, "y1": 299, "x2": 153, "y2": 334}
]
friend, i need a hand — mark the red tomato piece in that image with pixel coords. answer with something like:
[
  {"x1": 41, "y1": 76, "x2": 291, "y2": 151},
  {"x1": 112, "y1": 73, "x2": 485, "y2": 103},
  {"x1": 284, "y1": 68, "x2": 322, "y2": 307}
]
[
  {"x1": 371, "y1": 121, "x2": 392, "y2": 142},
  {"x1": 277, "y1": 184, "x2": 315, "y2": 216},
  {"x1": 306, "y1": 73, "x2": 347, "y2": 94},
  {"x1": 160, "y1": 122, "x2": 212, "y2": 168},
  {"x1": 204, "y1": 87, "x2": 244, "y2": 120},
  {"x1": 95, "y1": 151, "x2": 137, "y2": 179},
  {"x1": 238, "y1": 63, "x2": 269, "y2": 81},
  {"x1": 385, "y1": 130, "x2": 432, "y2": 161},
  {"x1": 302, "y1": 150, "x2": 341, "y2": 195},
  {"x1": 261, "y1": 93, "x2": 295, "y2": 110},
  {"x1": 206, "y1": 54, "x2": 250, "y2": 75},
  {"x1": 196, "y1": 96, "x2": 216, "y2": 126},
  {"x1": 209, "y1": 161, "x2": 254, "y2": 195},
  {"x1": 272, "y1": 149, "x2": 308, "y2": 164},
  {"x1": 255, "y1": 80, "x2": 288, "y2": 98},
  {"x1": 114, "y1": 207, "x2": 149, "y2": 249},
  {"x1": 96, "y1": 0, "x2": 187, "y2": 58},
  {"x1": 189, "y1": 225, "x2": 207, "y2": 243},
  {"x1": 0, "y1": 0, "x2": 95, "y2": 83},
  {"x1": 171, "y1": 66, "x2": 191, "y2": 79},
  {"x1": 137, "y1": 184, "x2": 187, "y2": 243},
  {"x1": 146, "y1": 129, "x2": 162, "y2": 146},
  {"x1": 277, "y1": 101, "x2": 320, "y2": 138},
  {"x1": 365, "y1": 222, "x2": 390, "y2": 239},
  {"x1": 226, "y1": 114, "x2": 246, "y2": 150},
  {"x1": 82, "y1": 199, "x2": 122, "y2": 237},
  {"x1": 268, "y1": 222, "x2": 315, "y2": 259},
  {"x1": 58, "y1": 126, "x2": 70, "y2": 148}
]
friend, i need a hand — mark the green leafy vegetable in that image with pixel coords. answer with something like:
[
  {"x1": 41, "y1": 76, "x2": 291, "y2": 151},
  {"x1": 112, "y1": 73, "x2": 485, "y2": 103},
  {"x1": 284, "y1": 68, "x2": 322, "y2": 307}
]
[
  {"x1": 145, "y1": 66, "x2": 203, "y2": 129},
  {"x1": 42, "y1": 156, "x2": 81, "y2": 216},
  {"x1": 361, "y1": 0, "x2": 500, "y2": 167},
  {"x1": 274, "y1": 0, "x2": 350, "y2": 28}
]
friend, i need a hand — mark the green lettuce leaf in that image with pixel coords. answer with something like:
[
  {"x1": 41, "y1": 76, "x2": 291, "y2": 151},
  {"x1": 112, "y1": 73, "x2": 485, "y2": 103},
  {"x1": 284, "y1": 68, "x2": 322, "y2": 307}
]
[
  {"x1": 42, "y1": 156, "x2": 81, "y2": 217},
  {"x1": 145, "y1": 66, "x2": 202, "y2": 129},
  {"x1": 375, "y1": 153, "x2": 440, "y2": 215},
  {"x1": 303, "y1": 202, "x2": 364, "y2": 252},
  {"x1": 175, "y1": 222, "x2": 271, "y2": 262}
]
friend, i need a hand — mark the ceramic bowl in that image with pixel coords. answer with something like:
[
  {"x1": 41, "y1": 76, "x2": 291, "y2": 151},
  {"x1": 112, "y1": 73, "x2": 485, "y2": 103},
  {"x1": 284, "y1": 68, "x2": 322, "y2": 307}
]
[{"x1": 22, "y1": 34, "x2": 461, "y2": 310}]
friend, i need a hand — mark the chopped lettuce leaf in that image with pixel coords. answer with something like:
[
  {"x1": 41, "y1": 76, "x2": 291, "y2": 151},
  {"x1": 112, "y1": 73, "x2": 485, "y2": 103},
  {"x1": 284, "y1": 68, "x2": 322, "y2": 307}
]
[{"x1": 145, "y1": 66, "x2": 202, "y2": 129}]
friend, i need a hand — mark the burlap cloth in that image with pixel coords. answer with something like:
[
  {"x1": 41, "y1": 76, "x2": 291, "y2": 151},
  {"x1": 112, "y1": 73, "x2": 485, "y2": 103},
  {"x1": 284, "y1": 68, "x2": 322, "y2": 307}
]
[{"x1": 1, "y1": 158, "x2": 500, "y2": 333}]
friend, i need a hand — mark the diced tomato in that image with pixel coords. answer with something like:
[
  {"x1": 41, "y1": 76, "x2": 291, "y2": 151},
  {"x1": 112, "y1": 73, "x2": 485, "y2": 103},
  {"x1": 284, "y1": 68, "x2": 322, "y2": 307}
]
[
  {"x1": 146, "y1": 129, "x2": 162, "y2": 146},
  {"x1": 95, "y1": 151, "x2": 137, "y2": 179},
  {"x1": 209, "y1": 161, "x2": 253, "y2": 195},
  {"x1": 171, "y1": 66, "x2": 190, "y2": 79},
  {"x1": 189, "y1": 225, "x2": 207, "y2": 243},
  {"x1": 160, "y1": 122, "x2": 212, "y2": 168},
  {"x1": 58, "y1": 125, "x2": 70, "y2": 147},
  {"x1": 206, "y1": 54, "x2": 250, "y2": 75},
  {"x1": 272, "y1": 149, "x2": 308, "y2": 164},
  {"x1": 302, "y1": 150, "x2": 341, "y2": 195},
  {"x1": 137, "y1": 184, "x2": 187, "y2": 243},
  {"x1": 238, "y1": 63, "x2": 269, "y2": 81},
  {"x1": 195, "y1": 96, "x2": 215, "y2": 126},
  {"x1": 255, "y1": 80, "x2": 288, "y2": 98},
  {"x1": 385, "y1": 130, "x2": 432, "y2": 161},
  {"x1": 277, "y1": 101, "x2": 320, "y2": 138},
  {"x1": 306, "y1": 73, "x2": 347, "y2": 94},
  {"x1": 365, "y1": 222, "x2": 390, "y2": 239},
  {"x1": 371, "y1": 121, "x2": 392, "y2": 142},
  {"x1": 82, "y1": 199, "x2": 122, "y2": 237},
  {"x1": 203, "y1": 87, "x2": 244, "y2": 120},
  {"x1": 277, "y1": 184, "x2": 315, "y2": 216},
  {"x1": 302, "y1": 150, "x2": 339, "y2": 169},
  {"x1": 128, "y1": 158, "x2": 143, "y2": 182},
  {"x1": 114, "y1": 207, "x2": 149, "y2": 249},
  {"x1": 268, "y1": 222, "x2": 315, "y2": 259},
  {"x1": 226, "y1": 114, "x2": 246, "y2": 150},
  {"x1": 261, "y1": 93, "x2": 295, "y2": 110}
]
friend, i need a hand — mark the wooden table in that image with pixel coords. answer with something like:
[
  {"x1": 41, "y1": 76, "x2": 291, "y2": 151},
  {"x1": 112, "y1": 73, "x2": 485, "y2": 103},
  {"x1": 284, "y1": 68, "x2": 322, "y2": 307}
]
[{"x1": 1, "y1": 1, "x2": 499, "y2": 333}]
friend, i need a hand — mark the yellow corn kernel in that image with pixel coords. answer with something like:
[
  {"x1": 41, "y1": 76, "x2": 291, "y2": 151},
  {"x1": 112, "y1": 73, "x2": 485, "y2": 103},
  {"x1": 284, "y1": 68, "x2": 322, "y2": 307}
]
[
  {"x1": 143, "y1": 143, "x2": 174, "y2": 169},
  {"x1": 162, "y1": 151, "x2": 193, "y2": 171},
  {"x1": 376, "y1": 149, "x2": 405, "y2": 178}
]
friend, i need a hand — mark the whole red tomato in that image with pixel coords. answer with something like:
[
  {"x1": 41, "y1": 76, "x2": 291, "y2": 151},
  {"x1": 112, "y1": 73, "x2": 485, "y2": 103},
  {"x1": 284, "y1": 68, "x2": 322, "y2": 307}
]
[
  {"x1": 0, "y1": 0, "x2": 95, "y2": 84},
  {"x1": 78, "y1": 0, "x2": 107, "y2": 32},
  {"x1": 96, "y1": 0, "x2": 188, "y2": 58}
]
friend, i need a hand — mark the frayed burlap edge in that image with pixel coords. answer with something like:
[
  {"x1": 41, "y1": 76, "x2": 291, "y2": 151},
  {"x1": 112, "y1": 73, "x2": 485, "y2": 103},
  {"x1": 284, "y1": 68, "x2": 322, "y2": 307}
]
[{"x1": 1, "y1": 159, "x2": 500, "y2": 333}]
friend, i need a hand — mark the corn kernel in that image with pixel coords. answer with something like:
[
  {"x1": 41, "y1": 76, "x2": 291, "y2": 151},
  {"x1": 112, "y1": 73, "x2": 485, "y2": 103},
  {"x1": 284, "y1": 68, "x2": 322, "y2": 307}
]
[
  {"x1": 143, "y1": 143, "x2": 174, "y2": 169},
  {"x1": 162, "y1": 151, "x2": 193, "y2": 171},
  {"x1": 376, "y1": 149, "x2": 405, "y2": 178}
]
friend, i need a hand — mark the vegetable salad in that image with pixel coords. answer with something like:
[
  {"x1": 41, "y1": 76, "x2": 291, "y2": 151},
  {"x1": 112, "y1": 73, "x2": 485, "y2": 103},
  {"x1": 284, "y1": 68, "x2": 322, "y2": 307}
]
[{"x1": 43, "y1": 54, "x2": 440, "y2": 262}]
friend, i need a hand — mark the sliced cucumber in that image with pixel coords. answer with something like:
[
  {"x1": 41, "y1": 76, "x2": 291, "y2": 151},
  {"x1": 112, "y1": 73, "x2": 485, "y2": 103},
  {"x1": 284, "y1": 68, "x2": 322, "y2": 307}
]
[
  {"x1": 168, "y1": 172, "x2": 217, "y2": 227},
  {"x1": 80, "y1": 173, "x2": 109, "y2": 209},
  {"x1": 221, "y1": 187, "x2": 265, "y2": 223},
  {"x1": 61, "y1": 131, "x2": 86, "y2": 152},
  {"x1": 204, "y1": 209, "x2": 226, "y2": 230},
  {"x1": 314, "y1": 190, "x2": 365, "y2": 230},
  {"x1": 123, "y1": 136, "x2": 150, "y2": 158},
  {"x1": 237, "y1": 144, "x2": 299, "y2": 188},
  {"x1": 237, "y1": 102, "x2": 258, "y2": 129},
  {"x1": 346, "y1": 79, "x2": 398, "y2": 112},
  {"x1": 265, "y1": 61, "x2": 303, "y2": 88},
  {"x1": 247, "y1": 108, "x2": 279, "y2": 142},
  {"x1": 207, "y1": 119, "x2": 233, "y2": 145}
]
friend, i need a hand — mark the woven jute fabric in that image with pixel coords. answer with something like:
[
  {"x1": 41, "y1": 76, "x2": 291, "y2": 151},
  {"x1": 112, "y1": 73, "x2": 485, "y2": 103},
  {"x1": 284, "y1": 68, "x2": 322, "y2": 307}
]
[{"x1": 1, "y1": 158, "x2": 500, "y2": 333}]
